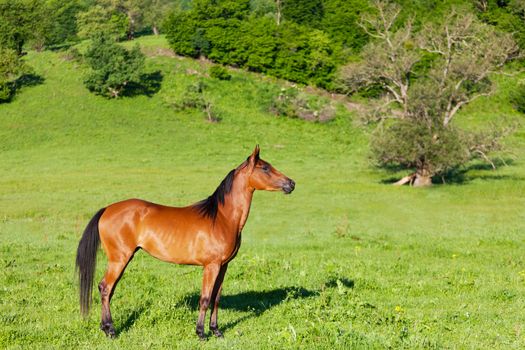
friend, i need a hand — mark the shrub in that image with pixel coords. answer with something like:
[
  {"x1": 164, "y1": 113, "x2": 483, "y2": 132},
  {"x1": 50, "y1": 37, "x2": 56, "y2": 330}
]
[
  {"x1": 169, "y1": 80, "x2": 221, "y2": 122},
  {"x1": 173, "y1": 81, "x2": 207, "y2": 110},
  {"x1": 510, "y1": 83, "x2": 525, "y2": 113},
  {"x1": 209, "y1": 65, "x2": 231, "y2": 80},
  {"x1": 270, "y1": 87, "x2": 336, "y2": 122},
  {"x1": 60, "y1": 47, "x2": 83, "y2": 62},
  {"x1": 0, "y1": 47, "x2": 29, "y2": 102},
  {"x1": 83, "y1": 34, "x2": 145, "y2": 98}
]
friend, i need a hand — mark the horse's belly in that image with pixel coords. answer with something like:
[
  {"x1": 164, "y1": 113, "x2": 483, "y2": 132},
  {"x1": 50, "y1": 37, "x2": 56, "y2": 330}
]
[{"x1": 138, "y1": 227, "x2": 220, "y2": 266}]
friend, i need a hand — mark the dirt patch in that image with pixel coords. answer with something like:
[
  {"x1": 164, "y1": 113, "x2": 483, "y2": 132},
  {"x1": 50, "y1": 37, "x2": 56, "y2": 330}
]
[{"x1": 142, "y1": 47, "x2": 178, "y2": 58}]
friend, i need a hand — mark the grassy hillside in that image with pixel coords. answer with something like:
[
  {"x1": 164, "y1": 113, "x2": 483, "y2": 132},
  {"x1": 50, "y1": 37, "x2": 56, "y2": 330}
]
[{"x1": 1, "y1": 36, "x2": 524, "y2": 349}]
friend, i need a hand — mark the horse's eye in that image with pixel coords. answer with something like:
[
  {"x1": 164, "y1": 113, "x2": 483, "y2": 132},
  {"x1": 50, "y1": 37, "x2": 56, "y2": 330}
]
[{"x1": 262, "y1": 165, "x2": 269, "y2": 172}]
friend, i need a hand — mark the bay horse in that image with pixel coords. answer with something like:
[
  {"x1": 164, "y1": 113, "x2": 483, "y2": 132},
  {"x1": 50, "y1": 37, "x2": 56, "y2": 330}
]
[{"x1": 75, "y1": 145, "x2": 295, "y2": 339}]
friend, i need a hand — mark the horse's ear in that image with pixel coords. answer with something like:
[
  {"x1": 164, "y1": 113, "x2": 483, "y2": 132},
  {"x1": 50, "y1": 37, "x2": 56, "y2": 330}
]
[{"x1": 248, "y1": 144, "x2": 260, "y2": 164}]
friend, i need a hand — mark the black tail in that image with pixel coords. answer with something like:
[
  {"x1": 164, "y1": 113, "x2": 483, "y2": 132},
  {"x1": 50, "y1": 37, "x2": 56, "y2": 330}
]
[{"x1": 76, "y1": 208, "x2": 106, "y2": 317}]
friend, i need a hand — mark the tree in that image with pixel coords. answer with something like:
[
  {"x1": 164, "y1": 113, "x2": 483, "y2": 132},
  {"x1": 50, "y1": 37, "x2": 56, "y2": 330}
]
[
  {"x1": 83, "y1": 34, "x2": 145, "y2": 98},
  {"x1": 44, "y1": 0, "x2": 85, "y2": 47},
  {"x1": 163, "y1": 9, "x2": 203, "y2": 57},
  {"x1": 77, "y1": 4, "x2": 128, "y2": 41},
  {"x1": 474, "y1": 0, "x2": 525, "y2": 49},
  {"x1": 142, "y1": 0, "x2": 176, "y2": 35},
  {"x1": 101, "y1": 0, "x2": 144, "y2": 40},
  {"x1": 341, "y1": 1, "x2": 517, "y2": 186},
  {"x1": 0, "y1": 0, "x2": 48, "y2": 54},
  {"x1": 0, "y1": 47, "x2": 29, "y2": 102}
]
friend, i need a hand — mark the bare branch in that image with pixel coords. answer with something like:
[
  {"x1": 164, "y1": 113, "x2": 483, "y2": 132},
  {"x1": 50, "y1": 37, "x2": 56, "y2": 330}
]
[
  {"x1": 444, "y1": 91, "x2": 493, "y2": 126},
  {"x1": 473, "y1": 150, "x2": 496, "y2": 170}
]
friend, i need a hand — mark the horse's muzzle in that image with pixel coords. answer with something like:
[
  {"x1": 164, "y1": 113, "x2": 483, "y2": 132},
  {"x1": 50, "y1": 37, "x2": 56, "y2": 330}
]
[{"x1": 282, "y1": 179, "x2": 295, "y2": 194}]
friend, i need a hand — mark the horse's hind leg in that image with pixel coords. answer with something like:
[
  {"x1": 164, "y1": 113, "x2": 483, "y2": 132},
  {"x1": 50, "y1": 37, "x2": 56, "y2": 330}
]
[{"x1": 99, "y1": 252, "x2": 135, "y2": 338}]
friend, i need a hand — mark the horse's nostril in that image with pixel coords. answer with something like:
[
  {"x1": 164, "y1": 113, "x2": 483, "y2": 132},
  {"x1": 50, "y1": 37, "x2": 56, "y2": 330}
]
[{"x1": 282, "y1": 179, "x2": 295, "y2": 194}]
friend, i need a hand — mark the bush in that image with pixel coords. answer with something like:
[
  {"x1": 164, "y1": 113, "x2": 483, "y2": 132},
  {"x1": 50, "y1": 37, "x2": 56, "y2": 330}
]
[
  {"x1": 209, "y1": 65, "x2": 231, "y2": 80},
  {"x1": 172, "y1": 81, "x2": 207, "y2": 110},
  {"x1": 510, "y1": 83, "x2": 525, "y2": 113},
  {"x1": 169, "y1": 80, "x2": 221, "y2": 122},
  {"x1": 0, "y1": 47, "x2": 29, "y2": 102},
  {"x1": 270, "y1": 87, "x2": 336, "y2": 122},
  {"x1": 60, "y1": 47, "x2": 83, "y2": 62},
  {"x1": 83, "y1": 34, "x2": 145, "y2": 98}
]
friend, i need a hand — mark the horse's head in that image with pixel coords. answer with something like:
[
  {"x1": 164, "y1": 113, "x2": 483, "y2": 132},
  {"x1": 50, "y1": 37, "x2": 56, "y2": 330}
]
[{"x1": 241, "y1": 145, "x2": 295, "y2": 194}]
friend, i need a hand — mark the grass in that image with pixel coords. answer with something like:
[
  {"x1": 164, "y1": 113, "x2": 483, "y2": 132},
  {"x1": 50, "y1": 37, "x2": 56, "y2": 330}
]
[{"x1": 1, "y1": 35, "x2": 525, "y2": 349}]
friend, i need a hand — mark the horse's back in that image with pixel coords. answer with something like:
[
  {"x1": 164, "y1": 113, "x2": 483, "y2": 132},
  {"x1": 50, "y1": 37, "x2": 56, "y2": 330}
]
[{"x1": 98, "y1": 199, "x2": 170, "y2": 259}]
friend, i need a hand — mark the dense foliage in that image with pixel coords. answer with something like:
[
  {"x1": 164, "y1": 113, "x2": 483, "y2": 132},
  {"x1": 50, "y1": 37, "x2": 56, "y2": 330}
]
[
  {"x1": 164, "y1": 0, "x2": 368, "y2": 89},
  {"x1": 0, "y1": 0, "x2": 48, "y2": 54},
  {"x1": 1, "y1": 0, "x2": 524, "y2": 92},
  {"x1": 83, "y1": 34, "x2": 146, "y2": 98},
  {"x1": 76, "y1": 4, "x2": 129, "y2": 41}
]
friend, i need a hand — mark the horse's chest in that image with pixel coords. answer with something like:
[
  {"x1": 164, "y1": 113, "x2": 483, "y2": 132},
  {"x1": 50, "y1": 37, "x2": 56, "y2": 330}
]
[
  {"x1": 225, "y1": 233, "x2": 242, "y2": 263},
  {"x1": 215, "y1": 231, "x2": 241, "y2": 264}
]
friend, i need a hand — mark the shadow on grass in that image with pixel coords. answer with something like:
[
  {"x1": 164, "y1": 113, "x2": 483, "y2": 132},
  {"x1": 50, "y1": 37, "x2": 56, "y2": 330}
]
[
  {"x1": 324, "y1": 277, "x2": 355, "y2": 289},
  {"x1": 441, "y1": 159, "x2": 521, "y2": 184},
  {"x1": 0, "y1": 74, "x2": 45, "y2": 104},
  {"x1": 47, "y1": 42, "x2": 77, "y2": 52},
  {"x1": 114, "y1": 278, "x2": 354, "y2": 337},
  {"x1": 379, "y1": 158, "x2": 521, "y2": 185},
  {"x1": 16, "y1": 74, "x2": 45, "y2": 89},
  {"x1": 115, "y1": 300, "x2": 152, "y2": 336},
  {"x1": 180, "y1": 286, "x2": 318, "y2": 314},
  {"x1": 177, "y1": 278, "x2": 354, "y2": 334},
  {"x1": 179, "y1": 286, "x2": 319, "y2": 334},
  {"x1": 123, "y1": 71, "x2": 163, "y2": 98}
]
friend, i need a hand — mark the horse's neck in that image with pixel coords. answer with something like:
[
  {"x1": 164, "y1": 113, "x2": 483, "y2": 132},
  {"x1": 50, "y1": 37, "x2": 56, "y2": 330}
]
[{"x1": 219, "y1": 177, "x2": 254, "y2": 234}]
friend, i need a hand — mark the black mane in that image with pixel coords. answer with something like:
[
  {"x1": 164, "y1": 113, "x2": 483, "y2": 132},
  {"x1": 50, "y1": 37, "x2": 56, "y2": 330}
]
[{"x1": 193, "y1": 169, "x2": 236, "y2": 220}]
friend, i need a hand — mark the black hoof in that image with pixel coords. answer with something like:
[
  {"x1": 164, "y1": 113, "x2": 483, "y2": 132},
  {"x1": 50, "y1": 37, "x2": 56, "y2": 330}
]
[
  {"x1": 100, "y1": 323, "x2": 116, "y2": 338},
  {"x1": 196, "y1": 327, "x2": 207, "y2": 341},
  {"x1": 211, "y1": 328, "x2": 223, "y2": 338}
]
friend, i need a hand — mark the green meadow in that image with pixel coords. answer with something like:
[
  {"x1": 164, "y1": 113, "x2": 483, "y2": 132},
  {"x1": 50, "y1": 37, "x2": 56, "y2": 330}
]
[{"x1": 1, "y1": 36, "x2": 524, "y2": 349}]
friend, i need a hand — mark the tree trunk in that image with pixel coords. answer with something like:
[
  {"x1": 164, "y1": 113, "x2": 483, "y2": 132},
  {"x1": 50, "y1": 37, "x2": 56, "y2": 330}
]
[
  {"x1": 276, "y1": 0, "x2": 282, "y2": 25},
  {"x1": 413, "y1": 170, "x2": 432, "y2": 187},
  {"x1": 153, "y1": 25, "x2": 159, "y2": 36},
  {"x1": 393, "y1": 173, "x2": 415, "y2": 186},
  {"x1": 127, "y1": 15, "x2": 135, "y2": 40}
]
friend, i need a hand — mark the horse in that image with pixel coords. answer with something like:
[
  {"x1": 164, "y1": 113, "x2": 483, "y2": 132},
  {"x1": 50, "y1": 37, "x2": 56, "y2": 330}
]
[{"x1": 75, "y1": 145, "x2": 295, "y2": 339}]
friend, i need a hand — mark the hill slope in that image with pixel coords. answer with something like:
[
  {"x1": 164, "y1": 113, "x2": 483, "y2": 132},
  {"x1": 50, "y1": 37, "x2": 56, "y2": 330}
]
[{"x1": 0, "y1": 36, "x2": 524, "y2": 349}]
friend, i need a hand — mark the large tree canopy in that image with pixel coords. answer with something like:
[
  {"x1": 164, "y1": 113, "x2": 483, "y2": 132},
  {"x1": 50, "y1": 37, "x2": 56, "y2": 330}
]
[{"x1": 340, "y1": 0, "x2": 518, "y2": 186}]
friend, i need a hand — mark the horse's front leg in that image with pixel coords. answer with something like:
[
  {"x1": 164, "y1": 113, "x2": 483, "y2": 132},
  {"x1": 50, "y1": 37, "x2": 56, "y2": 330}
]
[
  {"x1": 209, "y1": 263, "x2": 228, "y2": 337},
  {"x1": 196, "y1": 263, "x2": 221, "y2": 340}
]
